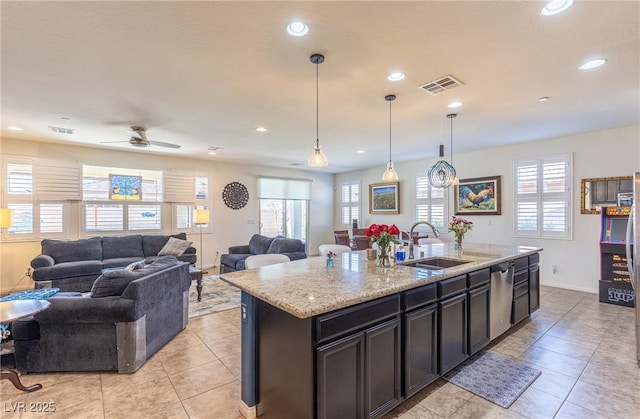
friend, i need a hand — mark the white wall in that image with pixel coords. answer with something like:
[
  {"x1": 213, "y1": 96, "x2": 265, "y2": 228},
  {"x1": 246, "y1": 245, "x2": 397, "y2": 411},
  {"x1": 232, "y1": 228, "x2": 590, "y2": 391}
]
[
  {"x1": 0, "y1": 138, "x2": 335, "y2": 293},
  {"x1": 335, "y1": 124, "x2": 640, "y2": 294}
]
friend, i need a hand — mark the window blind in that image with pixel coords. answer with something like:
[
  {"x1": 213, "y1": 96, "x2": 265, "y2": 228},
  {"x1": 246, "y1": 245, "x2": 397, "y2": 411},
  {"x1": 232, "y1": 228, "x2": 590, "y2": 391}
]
[
  {"x1": 34, "y1": 160, "x2": 82, "y2": 200},
  {"x1": 257, "y1": 177, "x2": 311, "y2": 200},
  {"x1": 164, "y1": 173, "x2": 195, "y2": 202}
]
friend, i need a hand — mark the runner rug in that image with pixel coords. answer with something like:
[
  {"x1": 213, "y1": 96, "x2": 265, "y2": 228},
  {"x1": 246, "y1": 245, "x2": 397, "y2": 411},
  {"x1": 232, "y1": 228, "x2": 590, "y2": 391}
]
[
  {"x1": 442, "y1": 350, "x2": 541, "y2": 408},
  {"x1": 188, "y1": 274, "x2": 241, "y2": 318}
]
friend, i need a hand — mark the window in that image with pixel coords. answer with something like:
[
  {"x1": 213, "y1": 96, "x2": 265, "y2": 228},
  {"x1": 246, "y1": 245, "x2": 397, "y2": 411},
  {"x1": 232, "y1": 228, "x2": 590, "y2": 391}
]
[
  {"x1": 82, "y1": 165, "x2": 163, "y2": 234},
  {"x1": 174, "y1": 176, "x2": 210, "y2": 232},
  {"x1": 341, "y1": 182, "x2": 360, "y2": 226},
  {"x1": 513, "y1": 154, "x2": 572, "y2": 239},
  {"x1": 258, "y1": 177, "x2": 311, "y2": 243},
  {"x1": 2, "y1": 159, "x2": 73, "y2": 240},
  {"x1": 415, "y1": 175, "x2": 446, "y2": 229}
]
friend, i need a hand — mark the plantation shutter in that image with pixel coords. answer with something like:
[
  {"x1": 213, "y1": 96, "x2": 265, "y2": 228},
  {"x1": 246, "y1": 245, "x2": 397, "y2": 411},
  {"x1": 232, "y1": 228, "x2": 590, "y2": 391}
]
[
  {"x1": 34, "y1": 160, "x2": 82, "y2": 200},
  {"x1": 164, "y1": 173, "x2": 195, "y2": 203}
]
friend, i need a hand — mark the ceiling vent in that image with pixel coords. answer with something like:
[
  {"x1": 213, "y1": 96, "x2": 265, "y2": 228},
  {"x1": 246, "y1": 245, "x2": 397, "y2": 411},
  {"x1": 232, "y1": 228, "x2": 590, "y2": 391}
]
[
  {"x1": 48, "y1": 126, "x2": 74, "y2": 134},
  {"x1": 418, "y1": 75, "x2": 464, "y2": 96}
]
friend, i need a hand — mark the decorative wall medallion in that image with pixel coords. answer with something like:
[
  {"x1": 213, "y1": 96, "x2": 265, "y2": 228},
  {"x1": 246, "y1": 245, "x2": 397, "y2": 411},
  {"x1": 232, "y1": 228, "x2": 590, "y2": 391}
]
[{"x1": 222, "y1": 182, "x2": 249, "y2": 209}]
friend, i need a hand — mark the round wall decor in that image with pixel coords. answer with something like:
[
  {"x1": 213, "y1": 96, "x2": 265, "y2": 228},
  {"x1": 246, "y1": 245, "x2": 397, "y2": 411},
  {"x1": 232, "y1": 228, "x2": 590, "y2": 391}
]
[{"x1": 222, "y1": 181, "x2": 249, "y2": 210}]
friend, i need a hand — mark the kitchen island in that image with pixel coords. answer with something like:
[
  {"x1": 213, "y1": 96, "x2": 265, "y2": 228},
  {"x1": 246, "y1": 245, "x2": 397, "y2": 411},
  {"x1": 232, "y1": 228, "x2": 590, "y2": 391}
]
[{"x1": 221, "y1": 242, "x2": 542, "y2": 419}]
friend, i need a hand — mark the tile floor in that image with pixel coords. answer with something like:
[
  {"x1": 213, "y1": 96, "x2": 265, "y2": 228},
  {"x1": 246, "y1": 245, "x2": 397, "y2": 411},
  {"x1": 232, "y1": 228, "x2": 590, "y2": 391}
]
[{"x1": 1, "y1": 285, "x2": 639, "y2": 418}]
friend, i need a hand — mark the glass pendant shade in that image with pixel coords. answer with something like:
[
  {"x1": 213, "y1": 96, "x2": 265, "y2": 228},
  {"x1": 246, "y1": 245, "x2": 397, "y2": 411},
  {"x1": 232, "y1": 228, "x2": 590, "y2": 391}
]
[
  {"x1": 382, "y1": 161, "x2": 398, "y2": 182},
  {"x1": 428, "y1": 113, "x2": 458, "y2": 188},
  {"x1": 308, "y1": 139, "x2": 328, "y2": 167},
  {"x1": 382, "y1": 94, "x2": 398, "y2": 181},
  {"x1": 307, "y1": 53, "x2": 328, "y2": 167}
]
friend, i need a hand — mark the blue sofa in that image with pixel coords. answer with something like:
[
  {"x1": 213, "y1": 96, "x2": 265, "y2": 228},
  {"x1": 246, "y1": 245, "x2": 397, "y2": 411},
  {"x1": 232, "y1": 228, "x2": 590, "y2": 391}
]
[
  {"x1": 30, "y1": 233, "x2": 196, "y2": 292},
  {"x1": 12, "y1": 256, "x2": 191, "y2": 373},
  {"x1": 220, "y1": 234, "x2": 306, "y2": 273}
]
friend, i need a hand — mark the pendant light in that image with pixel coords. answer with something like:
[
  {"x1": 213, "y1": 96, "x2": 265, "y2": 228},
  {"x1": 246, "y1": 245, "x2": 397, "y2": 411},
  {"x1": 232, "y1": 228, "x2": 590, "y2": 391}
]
[
  {"x1": 307, "y1": 53, "x2": 328, "y2": 167},
  {"x1": 382, "y1": 94, "x2": 399, "y2": 181},
  {"x1": 428, "y1": 113, "x2": 457, "y2": 188}
]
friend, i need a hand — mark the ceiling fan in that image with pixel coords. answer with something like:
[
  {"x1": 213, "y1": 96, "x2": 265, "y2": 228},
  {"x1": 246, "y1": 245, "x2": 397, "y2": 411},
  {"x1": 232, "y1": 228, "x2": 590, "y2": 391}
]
[{"x1": 102, "y1": 126, "x2": 181, "y2": 149}]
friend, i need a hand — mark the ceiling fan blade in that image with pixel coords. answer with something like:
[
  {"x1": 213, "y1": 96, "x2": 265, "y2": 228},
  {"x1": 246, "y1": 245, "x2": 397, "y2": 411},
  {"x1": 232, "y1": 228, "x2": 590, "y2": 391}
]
[
  {"x1": 127, "y1": 129, "x2": 145, "y2": 140},
  {"x1": 149, "y1": 140, "x2": 181, "y2": 149},
  {"x1": 100, "y1": 140, "x2": 129, "y2": 144}
]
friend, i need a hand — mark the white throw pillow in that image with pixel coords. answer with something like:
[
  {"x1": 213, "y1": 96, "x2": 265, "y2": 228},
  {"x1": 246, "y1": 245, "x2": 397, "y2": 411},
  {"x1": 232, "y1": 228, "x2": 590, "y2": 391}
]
[
  {"x1": 158, "y1": 237, "x2": 193, "y2": 256},
  {"x1": 126, "y1": 259, "x2": 146, "y2": 272}
]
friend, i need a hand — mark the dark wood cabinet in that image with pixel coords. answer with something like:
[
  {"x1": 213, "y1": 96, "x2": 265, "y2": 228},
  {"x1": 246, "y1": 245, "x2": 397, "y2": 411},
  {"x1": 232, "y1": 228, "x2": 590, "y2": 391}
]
[
  {"x1": 529, "y1": 265, "x2": 540, "y2": 312},
  {"x1": 512, "y1": 281, "x2": 529, "y2": 325},
  {"x1": 468, "y1": 283, "x2": 490, "y2": 355},
  {"x1": 439, "y1": 292, "x2": 468, "y2": 374},
  {"x1": 365, "y1": 318, "x2": 402, "y2": 419},
  {"x1": 403, "y1": 304, "x2": 438, "y2": 398},
  {"x1": 317, "y1": 333, "x2": 365, "y2": 419}
]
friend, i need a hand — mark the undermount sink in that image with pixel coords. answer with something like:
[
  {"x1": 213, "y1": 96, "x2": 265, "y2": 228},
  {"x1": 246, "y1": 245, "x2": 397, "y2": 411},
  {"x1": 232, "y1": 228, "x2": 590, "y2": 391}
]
[{"x1": 400, "y1": 257, "x2": 473, "y2": 270}]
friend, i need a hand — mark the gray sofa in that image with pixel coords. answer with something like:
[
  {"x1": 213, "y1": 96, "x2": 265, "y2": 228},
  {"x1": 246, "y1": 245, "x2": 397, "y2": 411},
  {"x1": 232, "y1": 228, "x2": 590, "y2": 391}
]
[
  {"x1": 220, "y1": 234, "x2": 306, "y2": 273},
  {"x1": 12, "y1": 256, "x2": 191, "y2": 373},
  {"x1": 30, "y1": 233, "x2": 196, "y2": 292}
]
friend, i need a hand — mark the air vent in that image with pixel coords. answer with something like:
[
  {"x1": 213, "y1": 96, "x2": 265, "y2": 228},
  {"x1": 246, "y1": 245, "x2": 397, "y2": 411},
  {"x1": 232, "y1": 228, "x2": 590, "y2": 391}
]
[
  {"x1": 418, "y1": 75, "x2": 464, "y2": 96},
  {"x1": 48, "y1": 126, "x2": 74, "y2": 134}
]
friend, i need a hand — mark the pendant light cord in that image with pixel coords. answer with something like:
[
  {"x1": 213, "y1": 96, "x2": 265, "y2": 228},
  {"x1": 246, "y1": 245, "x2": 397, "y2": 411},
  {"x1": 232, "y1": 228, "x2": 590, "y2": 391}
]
[
  {"x1": 315, "y1": 60, "x2": 319, "y2": 148},
  {"x1": 450, "y1": 114, "x2": 453, "y2": 165},
  {"x1": 388, "y1": 98, "x2": 392, "y2": 163}
]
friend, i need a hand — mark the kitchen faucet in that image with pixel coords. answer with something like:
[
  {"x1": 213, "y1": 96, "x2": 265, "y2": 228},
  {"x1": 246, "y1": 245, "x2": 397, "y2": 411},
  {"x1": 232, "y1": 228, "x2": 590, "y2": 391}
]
[{"x1": 407, "y1": 221, "x2": 441, "y2": 259}]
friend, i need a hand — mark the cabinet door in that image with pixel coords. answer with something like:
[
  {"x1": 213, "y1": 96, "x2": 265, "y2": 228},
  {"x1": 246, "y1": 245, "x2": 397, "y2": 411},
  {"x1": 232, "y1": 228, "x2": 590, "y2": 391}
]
[
  {"x1": 529, "y1": 265, "x2": 540, "y2": 312},
  {"x1": 365, "y1": 318, "x2": 402, "y2": 419},
  {"x1": 403, "y1": 304, "x2": 438, "y2": 398},
  {"x1": 317, "y1": 333, "x2": 365, "y2": 419},
  {"x1": 468, "y1": 284, "x2": 490, "y2": 355},
  {"x1": 439, "y1": 293, "x2": 468, "y2": 374}
]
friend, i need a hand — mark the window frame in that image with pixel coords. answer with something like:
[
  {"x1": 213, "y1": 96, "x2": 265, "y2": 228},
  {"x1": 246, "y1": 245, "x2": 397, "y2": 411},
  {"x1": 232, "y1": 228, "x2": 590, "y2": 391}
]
[
  {"x1": 340, "y1": 181, "x2": 361, "y2": 227},
  {"x1": 415, "y1": 174, "x2": 447, "y2": 229}
]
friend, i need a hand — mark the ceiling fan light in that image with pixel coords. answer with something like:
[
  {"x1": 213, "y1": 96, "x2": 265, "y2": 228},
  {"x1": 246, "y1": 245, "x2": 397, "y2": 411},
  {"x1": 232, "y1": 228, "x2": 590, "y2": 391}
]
[
  {"x1": 308, "y1": 145, "x2": 328, "y2": 167},
  {"x1": 382, "y1": 161, "x2": 399, "y2": 182}
]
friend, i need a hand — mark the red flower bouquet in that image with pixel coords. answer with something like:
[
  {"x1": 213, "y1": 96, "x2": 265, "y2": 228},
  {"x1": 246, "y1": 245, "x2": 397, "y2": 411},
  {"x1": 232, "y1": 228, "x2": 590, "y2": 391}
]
[{"x1": 366, "y1": 224, "x2": 401, "y2": 266}]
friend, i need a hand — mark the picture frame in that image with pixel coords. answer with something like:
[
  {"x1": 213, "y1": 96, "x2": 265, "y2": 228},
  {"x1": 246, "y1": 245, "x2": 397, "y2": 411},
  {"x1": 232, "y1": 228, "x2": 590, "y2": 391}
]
[
  {"x1": 454, "y1": 176, "x2": 501, "y2": 215},
  {"x1": 369, "y1": 182, "x2": 400, "y2": 214},
  {"x1": 109, "y1": 174, "x2": 142, "y2": 200}
]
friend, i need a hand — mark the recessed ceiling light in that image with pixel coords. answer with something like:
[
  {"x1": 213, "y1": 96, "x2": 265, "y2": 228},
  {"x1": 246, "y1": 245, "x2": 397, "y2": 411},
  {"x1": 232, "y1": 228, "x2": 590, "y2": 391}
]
[
  {"x1": 579, "y1": 58, "x2": 607, "y2": 71},
  {"x1": 538, "y1": 96, "x2": 550, "y2": 102},
  {"x1": 541, "y1": 0, "x2": 574, "y2": 16},
  {"x1": 208, "y1": 146, "x2": 224, "y2": 155},
  {"x1": 388, "y1": 72, "x2": 405, "y2": 82},
  {"x1": 356, "y1": 149, "x2": 366, "y2": 154},
  {"x1": 256, "y1": 127, "x2": 268, "y2": 133},
  {"x1": 286, "y1": 21, "x2": 309, "y2": 37},
  {"x1": 447, "y1": 101, "x2": 463, "y2": 108},
  {"x1": 60, "y1": 117, "x2": 70, "y2": 121},
  {"x1": 8, "y1": 126, "x2": 23, "y2": 131}
]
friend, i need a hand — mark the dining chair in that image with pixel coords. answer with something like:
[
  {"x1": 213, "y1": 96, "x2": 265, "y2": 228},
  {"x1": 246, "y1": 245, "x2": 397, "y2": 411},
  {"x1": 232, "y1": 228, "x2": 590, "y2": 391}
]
[
  {"x1": 352, "y1": 228, "x2": 367, "y2": 236},
  {"x1": 318, "y1": 244, "x2": 352, "y2": 256},
  {"x1": 352, "y1": 236, "x2": 371, "y2": 250},
  {"x1": 334, "y1": 234, "x2": 351, "y2": 247},
  {"x1": 245, "y1": 254, "x2": 291, "y2": 269}
]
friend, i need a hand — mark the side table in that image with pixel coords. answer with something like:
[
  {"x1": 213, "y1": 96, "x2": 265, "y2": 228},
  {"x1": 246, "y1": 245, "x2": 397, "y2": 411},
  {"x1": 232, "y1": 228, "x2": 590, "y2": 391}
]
[
  {"x1": 189, "y1": 266, "x2": 206, "y2": 302},
  {"x1": 1, "y1": 299, "x2": 51, "y2": 392}
]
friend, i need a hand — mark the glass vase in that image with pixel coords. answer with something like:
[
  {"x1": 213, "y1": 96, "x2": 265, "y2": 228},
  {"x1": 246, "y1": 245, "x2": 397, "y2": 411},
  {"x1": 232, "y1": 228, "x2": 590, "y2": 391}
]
[
  {"x1": 376, "y1": 246, "x2": 391, "y2": 267},
  {"x1": 326, "y1": 257, "x2": 334, "y2": 268},
  {"x1": 454, "y1": 236, "x2": 463, "y2": 250}
]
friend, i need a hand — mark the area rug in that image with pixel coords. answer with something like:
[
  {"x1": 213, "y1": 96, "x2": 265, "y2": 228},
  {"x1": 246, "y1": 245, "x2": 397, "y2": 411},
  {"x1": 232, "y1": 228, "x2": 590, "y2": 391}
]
[
  {"x1": 442, "y1": 351, "x2": 541, "y2": 408},
  {"x1": 188, "y1": 274, "x2": 241, "y2": 318}
]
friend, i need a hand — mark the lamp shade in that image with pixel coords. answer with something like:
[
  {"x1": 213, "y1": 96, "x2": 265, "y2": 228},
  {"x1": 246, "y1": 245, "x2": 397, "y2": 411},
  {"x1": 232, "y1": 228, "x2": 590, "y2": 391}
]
[
  {"x1": 0, "y1": 208, "x2": 11, "y2": 228},
  {"x1": 195, "y1": 209, "x2": 210, "y2": 224}
]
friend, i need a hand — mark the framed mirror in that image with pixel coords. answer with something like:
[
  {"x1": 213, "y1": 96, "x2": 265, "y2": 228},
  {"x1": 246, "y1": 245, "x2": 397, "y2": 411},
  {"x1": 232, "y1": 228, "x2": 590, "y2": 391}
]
[{"x1": 581, "y1": 176, "x2": 633, "y2": 214}]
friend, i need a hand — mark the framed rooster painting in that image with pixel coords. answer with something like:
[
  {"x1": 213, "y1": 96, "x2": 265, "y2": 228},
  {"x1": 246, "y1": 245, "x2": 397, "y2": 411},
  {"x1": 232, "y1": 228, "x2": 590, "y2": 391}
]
[{"x1": 454, "y1": 176, "x2": 501, "y2": 215}]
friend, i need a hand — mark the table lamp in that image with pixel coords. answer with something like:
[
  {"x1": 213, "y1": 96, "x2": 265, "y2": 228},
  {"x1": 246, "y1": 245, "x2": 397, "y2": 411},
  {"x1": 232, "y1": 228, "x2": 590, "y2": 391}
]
[
  {"x1": 194, "y1": 209, "x2": 210, "y2": 271},
  {"x1": 0, "y1": 208, "x2": 12, "y2": 229}
]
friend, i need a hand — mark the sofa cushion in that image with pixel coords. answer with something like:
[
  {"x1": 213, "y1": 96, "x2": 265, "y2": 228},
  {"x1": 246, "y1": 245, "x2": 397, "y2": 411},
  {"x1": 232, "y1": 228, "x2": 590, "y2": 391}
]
[
  {"x1": 102, "y1": 257, "x2": 149, "y2": 270},
  {"x1": 158, "y1": 237, "x2": 193, "y2": 256},
  {"x1": 102, "y1": 235, "x2": 144, "y2": 260},
  {"x1": 268, "y1": 237, "x2": 304, "y2": 254},
  {"x1": 42, "y1": 237, "x2": 102, "y2": 263},
  {"x1": 91, "y1": 256, "x2": 179, "y2": 298},
  {"x1": 32, "y1": 260, "x2": 103, "y2": 281},
  {"x1": 248, "y1": 234, "x2": 275, "y2": 255},
  {"x1": 142, "y1": 233, "x2": 188, "y2": 257}
]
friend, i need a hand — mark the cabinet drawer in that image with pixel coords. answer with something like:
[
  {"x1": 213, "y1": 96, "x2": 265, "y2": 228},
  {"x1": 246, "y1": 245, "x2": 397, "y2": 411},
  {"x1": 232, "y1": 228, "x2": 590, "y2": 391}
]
[
  {"x1": 315, "y1": 294, "x2": 400, "y2": 344},
  {"x1": 514, "y1": 257, "x2": 528, "y2": 273},
  {"x1": 514, "y1": 269, "x2": 528, "y2": 286},
  {"x1": 512, "y1": 293, "x2": 529, "y2": 325},
  {"x1": 404, "y1": 283, "x2": 437, "y2": 311},
  {"x1": 514, "y1": 281, "x2": 529, "y2": 298},
  {"x1": 467, "y1": 268, "x2": 490, "y2": 289},
  {"x1": 438, "y1": 275, "x2": 467, "y2": 299},
  {"x1": 528, "y1": 253, "x2": 540, "y2": 266}
]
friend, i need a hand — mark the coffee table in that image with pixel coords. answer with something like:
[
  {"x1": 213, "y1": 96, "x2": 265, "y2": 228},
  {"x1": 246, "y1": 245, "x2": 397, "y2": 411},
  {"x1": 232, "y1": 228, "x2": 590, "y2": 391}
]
[
  {"x1": 1, "y1": 299, "x2": 51, "y2": 392},
  {"x1": 189, "y1": 266, "x2": 206, "y2": 302}
]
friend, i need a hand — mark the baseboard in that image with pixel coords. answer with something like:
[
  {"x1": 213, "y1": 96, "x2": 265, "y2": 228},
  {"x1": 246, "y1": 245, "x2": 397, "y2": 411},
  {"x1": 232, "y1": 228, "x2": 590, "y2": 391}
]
[{"x1": 238, "y1": 400, "x2": 256, "y2": 419}]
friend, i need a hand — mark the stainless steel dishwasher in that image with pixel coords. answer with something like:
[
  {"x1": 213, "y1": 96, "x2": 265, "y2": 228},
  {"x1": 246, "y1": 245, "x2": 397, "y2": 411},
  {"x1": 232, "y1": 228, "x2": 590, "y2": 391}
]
[{"x1": 489, "y1": 261, "x2": 515, "y2": 340}]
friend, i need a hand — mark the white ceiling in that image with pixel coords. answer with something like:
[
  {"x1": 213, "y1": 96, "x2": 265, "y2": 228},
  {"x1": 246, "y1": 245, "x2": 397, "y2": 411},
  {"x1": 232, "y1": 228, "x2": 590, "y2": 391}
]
[{"x1": 2, "y1": 1, "x2": 638, "y2": 173}]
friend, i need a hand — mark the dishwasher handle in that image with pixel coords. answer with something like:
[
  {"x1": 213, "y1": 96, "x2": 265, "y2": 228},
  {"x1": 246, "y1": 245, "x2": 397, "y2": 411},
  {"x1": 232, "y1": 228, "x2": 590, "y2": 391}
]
[{"x1": 491, "y1": 261, "x2": 514, "y2": 273}]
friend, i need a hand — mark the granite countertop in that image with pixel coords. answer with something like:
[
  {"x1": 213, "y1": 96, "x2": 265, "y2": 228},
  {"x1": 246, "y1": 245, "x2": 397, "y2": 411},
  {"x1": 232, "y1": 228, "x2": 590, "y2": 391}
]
[{"x1": 220, "y1": 242, "x2": 542, "y2": 319}]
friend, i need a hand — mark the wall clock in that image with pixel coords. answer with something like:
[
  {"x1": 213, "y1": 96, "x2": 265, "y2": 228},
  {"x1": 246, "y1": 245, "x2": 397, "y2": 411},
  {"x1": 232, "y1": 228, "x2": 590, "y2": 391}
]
[{"x1": 222, "y1": 181, "x2": 249, "y2": 210}]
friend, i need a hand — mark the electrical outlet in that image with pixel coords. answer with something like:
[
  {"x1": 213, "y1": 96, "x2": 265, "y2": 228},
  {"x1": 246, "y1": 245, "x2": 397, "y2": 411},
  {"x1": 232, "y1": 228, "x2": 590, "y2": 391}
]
[
  {"x1": 552, "y1": 264, "x2": 558, "y2": 274},
  {"x1": 25, "y1": 267, "x2": 32, "y2": 278}
]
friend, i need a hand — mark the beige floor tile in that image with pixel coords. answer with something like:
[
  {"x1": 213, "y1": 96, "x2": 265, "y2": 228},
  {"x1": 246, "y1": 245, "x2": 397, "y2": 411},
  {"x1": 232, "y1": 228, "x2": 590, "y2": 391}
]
[
  {"x1": 21, "y1": 374, "x2": 102, "y2": 415},
  {"x1": 157, "y1": 342, "x2": 219, "y2": 375},
  {"x1": 554, "y1": 401, "x2": 612, "y2": 419},
  {"x1": 567, "y1": 380, "x2": 640, "y2": 418},
  {"x1": 102, "y1": 375, "x2": 180, "y2": 417},
  {"x1": 20, "y1": 398, "x2": 104, "y2": 419},
  {"x1": 381, "y1": 398, "x2": 443, "y2": 419},
  {"x1": 181, "y1": 380, "x2": 241, "y2": 419},
  {"x1": 414, "y1": 379, "x2": 473, "y2": 418},
  {"x1": 169, "y1": 358, "x2": 237, "y2": 400},
  {"x1": 217, "y1": 307, "x2": 241, "y2": 324},
  {"x1": 100, "y1": 355, "x2": 167, "y2": 387},
  {"x1": 204, "y1": 334, "x2": 241, "y2": 359},
  {"x1": 156, "y1": 328, "x2": 204, "y2": 356},
  {"x1": 532, "y1": 334, "x2": 597, "y2": 362},
  {"x1": 189, "y1": 321, "x2": 239, "y2": 342},
  {"x1": 219, "y1": 354, "x2": 241, "y2": 379},
  {"x1": 450, "y1": 395, "x2": 527, "y2": 418},
  {"x1": 544, "y1": 324, "x2": 606, "y2": 346},
  {"x1": 527, "y1": 363, "x2": 578, "y2": 399},
  {"x1": 518, "y1": 346, "x2": 587, "y2": 378},
  {"x1": 508, "y1": 385, "x2": 563, "y2": 418}
]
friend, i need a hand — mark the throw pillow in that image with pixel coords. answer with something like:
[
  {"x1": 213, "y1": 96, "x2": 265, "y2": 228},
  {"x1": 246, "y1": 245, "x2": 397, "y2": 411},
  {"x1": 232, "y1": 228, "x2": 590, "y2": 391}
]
[
  {"x1": 158, "y1": 237, "x2": 193, "y2": 256},
  {"x1": 126, "y1": 259, "x2": 146, "y2": 272}
]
